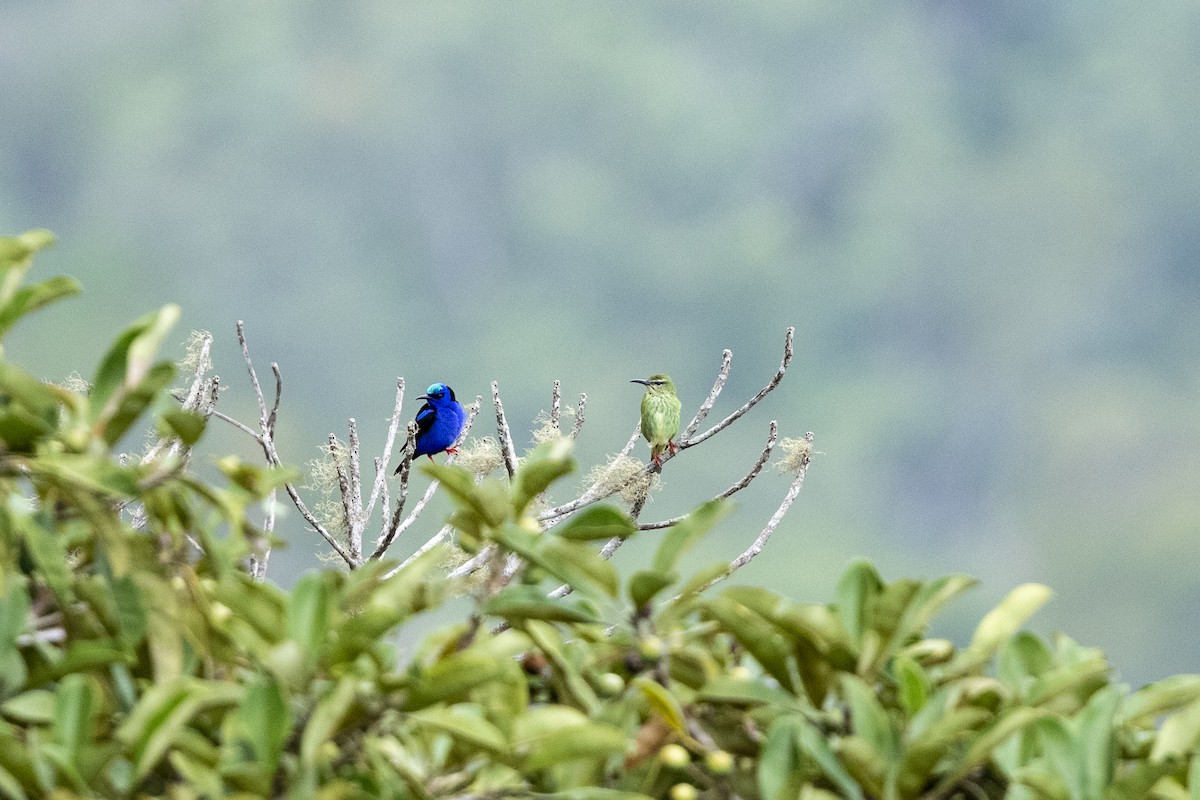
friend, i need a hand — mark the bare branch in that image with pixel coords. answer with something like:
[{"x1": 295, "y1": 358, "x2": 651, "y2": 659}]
[
  {"x1": 251, "y1": 489, "x2": 275, "y2": 579},
  {"x1": 570, "y1": 393, "x2": 587, "y2": 439},
  {"x1": 237, "y1": 320, "x2": 270, "y2": 429},
  {"x1": 492, "y1": 381, "x2": 518, "y2": 478},
  {"x1": 229, "y1": 322, "x2": 353, "y2": 567},
  {"x1": 681, "y1": 326, "x2": 794, "y2": 448},
  {"x1": 372, "y1": 424, "x2": 416, "y2": 560},
  {"x1": 267, "y1": 363, "x2": 282, "y2": 434},
  {"x1": 331, "y1": 433, "x2": 357, "y2": 563},
  {"x1": 346, "y1": 420, "x2": 365, "y2": 563},
  {"x1": 550, "y1": 380, "x2": 562, "y2": 433},
  {"x1": 638, "y1": 420, "x2": 778, "y2": 530},
  {"x1": 365, "y1": 378, "x2": 405, "y2": 521},
  {"x1": 203, "y1": 405, "x2": 261, "y2": 440},
  {"x1": 699, "y1": 431, "x2": 814, "y2": 592},
  {"x1": 681, "y1": 348, "x2": 732, "y2": 441}
]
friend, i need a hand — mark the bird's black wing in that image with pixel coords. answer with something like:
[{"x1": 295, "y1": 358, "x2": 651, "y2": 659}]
[
  {"x1": 414, "y1": 400, "x2": 437, "y2": 437},
  {"x1": 394, "y1": 400, "x2": 440, "y2": 474}
]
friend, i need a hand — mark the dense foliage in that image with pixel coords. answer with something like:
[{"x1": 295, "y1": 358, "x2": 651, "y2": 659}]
[{"x1": 3, "y1": 231, "x2": 1200, "y2": 799}]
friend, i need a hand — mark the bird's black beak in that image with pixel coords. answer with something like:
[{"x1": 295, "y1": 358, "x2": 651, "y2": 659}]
[
  {"x1": 630, "y1": 379, "x2": 649, "y2": 386},
  {"x1": 417, "y1": 394, "x2": 431, "y2": 401}
]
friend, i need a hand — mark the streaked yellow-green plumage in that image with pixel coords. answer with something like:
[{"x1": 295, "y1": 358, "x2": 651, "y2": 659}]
[{"x1": 633, "y1": 373, "x2": 681, "y2": 466}]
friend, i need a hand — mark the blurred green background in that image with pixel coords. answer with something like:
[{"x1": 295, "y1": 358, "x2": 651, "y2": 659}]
[{"x1": 2, "y1": 2, "x2": 1198, "y2": 686}]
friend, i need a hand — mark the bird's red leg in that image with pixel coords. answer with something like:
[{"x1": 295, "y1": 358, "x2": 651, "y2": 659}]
[
  {"x1": 445, "y1": 446, "x2": 459, "y2": 454},
  {"x1": 668, "y1": 440, "x2": 679, "y2": 456},
  {"x1": 426, "y1": 454, "x2": 436, "y2": 463}
]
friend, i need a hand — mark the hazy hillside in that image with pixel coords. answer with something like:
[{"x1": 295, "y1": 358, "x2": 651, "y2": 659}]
[{"x1": 2, "y1": 1, "x2": 1198, "y2": 685}]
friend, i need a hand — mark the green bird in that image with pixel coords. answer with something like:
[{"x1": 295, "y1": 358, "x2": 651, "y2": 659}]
[{"x1": 631, "y1": 374, "x2": 682, "y2": 467}]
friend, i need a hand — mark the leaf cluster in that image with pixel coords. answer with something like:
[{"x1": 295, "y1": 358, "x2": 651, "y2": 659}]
[{"x1": 1, "y1": 231, "x2": 1200, "y2": 800}]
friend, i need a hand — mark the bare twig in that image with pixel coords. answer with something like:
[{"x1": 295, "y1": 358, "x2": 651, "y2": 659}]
[
  {"x1": 330, "y1": 429, "x2": 361, "y2": 564},
  {"x1": 698, "y1": 431, "x2": 814, "y2": 592},
  {"x1": 238, "y1": 321, "x2": 270, "y2": 428},
  {"x1": 365, "y1": 379, "x2": 405, "y2": 521},
  {"x1": 228, "y1": 322, "x2": 353, "y2": 567},
  {"x1": 570, "y1": 393, "x2": 587, "y2": 439},
  {"x1": 638, "y1": 420, "x2": 778, "y2": 530},
  {"x1": 348, "y1": 420, "x2": 363, "y2": 527},
  {"x1": 372, "y1": 424, "x2": 416, "y2": 560},
  {"x1": 550, "y1": 380, "x2": 562, "y2": 434},
  {"x1": 681, "y1": 348, "x2": 732, "y2": 441},
  {"x1": 204, "y1": 406, "x2": 260, "y2": 439},
  {"x1": 492, "y1": 382, "x2": 518, "y2": 478},
  {"x1": 681, "y1": 327, "x2": 794, "y2": 449}
]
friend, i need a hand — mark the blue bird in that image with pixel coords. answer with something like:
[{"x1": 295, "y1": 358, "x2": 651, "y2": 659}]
[{"x1": 396, "y1": 383, "x2": 467, "y2": 472}]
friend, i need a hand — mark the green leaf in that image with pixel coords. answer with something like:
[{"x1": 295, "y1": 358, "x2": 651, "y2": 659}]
[
  {"x1": 1122, "y1": 675, "x2": 1200, "y2": 724},
  {"x1": 512, "y1": 438, "x2": 576, "y2": 513},
  {"x1": 91, "y1": 304, "x2": 180, "y2": 422},
  {"x1": 116, "y1": 678, "x2": 243, "y2": 780},
  {"x1": 543, "y1": 791, "x2": 655, "y2": 800},
  {"x1": 0, "y1": 275, "x2": 81, "y2": 338},
  {"x1": 111, "y1": 574, "x2": 148, "y2": 648},
  {"x1": 0, "y1": 763, "x2": 28, "y2": 800},
  {"x1": 1, "y1": 690, "x2": 55, "y2": 724},
  {"x1": 0, "y1": 228, "x2": 55, "y2": 272},
  {"x1": 409, "y1": 706, "x2": 508, "y2": 755},
  {"x1": 1034, "y1": 717, "x2": 1085, "y2": 800},
  {"x1": 0, "y1": 360, "x2": 64, "y2": 417},
  {"x1": 157, "y1": 408, "x2": 207, "y2": 447},
  {"x1": 628, "y1": 569, "x2": 676, "y2": 611},
  {"x1": 840, "y1": 674, "x2": 900, "y2": 760},
  {"x1": 1075, "y1": 686, "x2": 1119, "y2": 800},
  {"x1": 493, "y1": 523, "x2": 618, "y2": 598},
  {"x1": 523, "y1": 620, "x2": 600, "y2": 715},
  {"x1": 228, "y1": 675, "x2": 291, "y2": 774},
  {"x1": 893, "y1": 655, "x2": 930, "y2": 717},
  {"x1": 484, "y1": 585, "x2": 599, "y2": 624},
  {"x1": 633, "y1": 677, "x2": 688, "y2": 735},
  {"x1": 425, "y1": 463, "x2": 509, "y2": 528},
  {"x1": 835, "y1": 560, "x2": 883, "y2": 647},
  {"x1": 758, "y1": 716, "x2": 805, "y2": 800},
  {"x1": 405, "y1": 650, "x2": 514, "y2": 709},
  {"x1": 553, "y1": 505, "x2": 635, "y2": 541},
  {"x1": 878, "y1": 574, "x2": 977, "y2": 665},
  {"x1": 512, "y1": 706, "x2": 626, "y2": 770},
  {"x1": 288, "y1": 572, "x2": 330, "y2": 667},
  {"x1": 300, "y1": 676, "x2": 357, "y2": 765},
  {"x1": 698, "y1": 676, "x2": 803, "y2": 711},
  {"x1": 18, "y1": 518, "x2": 73, "y2": 605},
  {"x1": 651, "y1": 498, "x2": 732, "y2": 574},
  {"x1": 703, "y1": 594, "x2": 797, "y2": 694},
  {"x1": 949, "y1": 583, "x2": 1053, "y2": 674},
  {"x1": 53, "y1": 674, "x2": 95, "y2": 761},
  {"x1": 100, "y1": 361, "x2": 176, "y2": 446},
  {"x1": 1026, "y1": 655, "x2": 1111, "y2": 707},
  {"x1": 935, "y1": 707, "x2": 1051, "y2": 794},
  {"x1": 1152, "y1": 698, "x2": 1200, "y2": 762},
  {"x1": 796, "y1": 722, "x2": 865, "y2": 800}
]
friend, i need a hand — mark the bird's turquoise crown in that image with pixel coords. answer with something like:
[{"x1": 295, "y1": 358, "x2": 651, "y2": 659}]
[{"x1": 425, "y1": 383, "x2": 455, "y2": 400}]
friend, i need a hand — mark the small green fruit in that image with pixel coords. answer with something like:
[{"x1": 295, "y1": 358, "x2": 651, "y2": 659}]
[
  {"x1": 596, "y1": 672, "x2": 626, "y2": 696},
  {"x1": 639, "y1": 635, "x2": 666, "y2": 660},
  {"x1": 705, "y1": 749, "x2": 734, "y2": 775},
  {"x1": 669, "y1": 783, "x2": 698, "y2": 800},
  {"x1": 658, "y1": 743, "x2": 691, "y2": 768}
]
